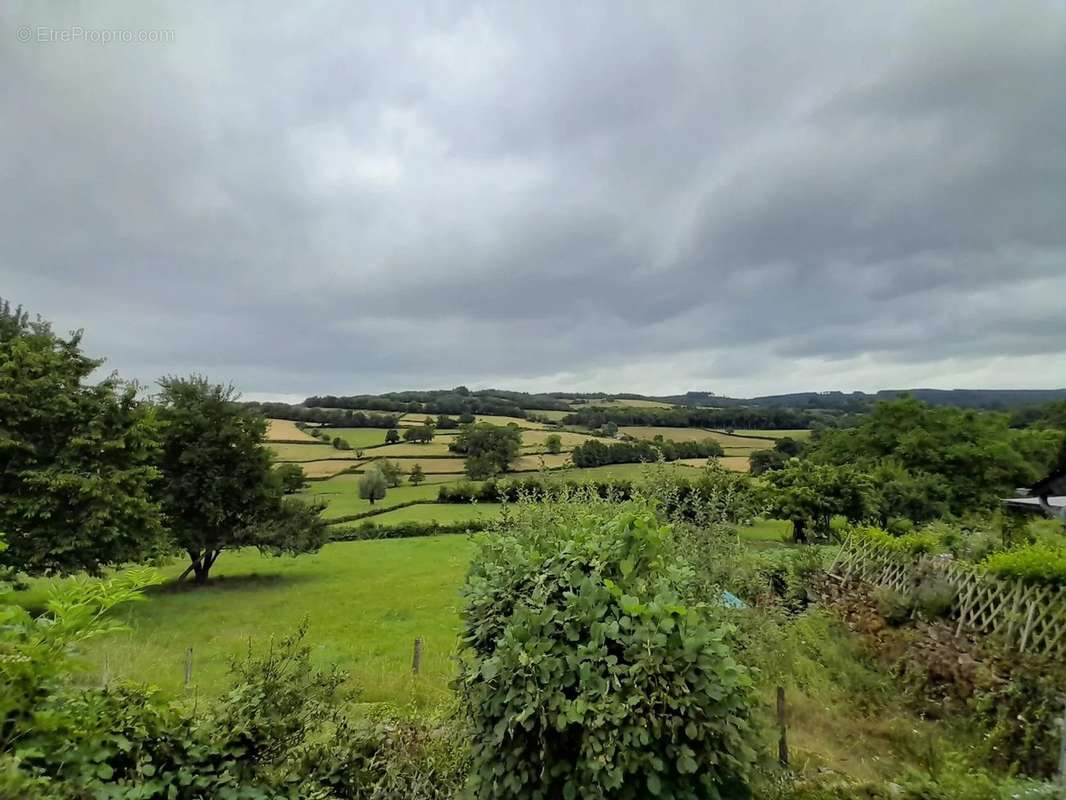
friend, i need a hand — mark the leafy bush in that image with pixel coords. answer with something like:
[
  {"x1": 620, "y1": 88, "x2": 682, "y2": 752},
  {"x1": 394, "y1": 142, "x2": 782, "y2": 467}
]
[
  {"x1": 456, "y1": 500, "x2": 758, "y2": 799},
  {"x1": 982, "y1": 543, "x2": 1066, "y2": 586},
  {"x1": 911, "y1": 576, "x2": 957, "y2": 620}
]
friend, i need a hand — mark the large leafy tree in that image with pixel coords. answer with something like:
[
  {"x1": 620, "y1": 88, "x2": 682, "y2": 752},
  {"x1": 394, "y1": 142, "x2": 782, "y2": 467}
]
[
  {"x1": 449, "y1": 422, "x2": 522, "y2": 479},
  {"x1": 763, "y1": 461, "x2": 874, "y2": 543},
  {"x1": 0, "y1": 300, "x2": 165, "y2": 575},
  {"x1": 812, "y1": 397, "x2": 1060, "y2": 514},
  {"x1": 156, "y1": 376, "x2": 327, "y2": 584}
]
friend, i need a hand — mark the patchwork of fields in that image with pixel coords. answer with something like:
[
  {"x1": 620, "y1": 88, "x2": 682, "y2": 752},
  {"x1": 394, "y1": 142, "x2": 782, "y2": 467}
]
[{"x1": 265, "y1": 411, "x2": 809, "y2": 525}]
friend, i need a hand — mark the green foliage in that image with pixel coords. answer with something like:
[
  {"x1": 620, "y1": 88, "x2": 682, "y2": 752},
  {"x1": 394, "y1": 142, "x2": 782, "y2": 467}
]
[
  {"x1": 358, "y1": 466, "x2": 388, "y2": 504},
  {"x1": 1, "y1": 567, "x2": 468, "y2": 798},
  {"x1": 545, "y1": 434, "x2": 563, "y2": 454},
  {"x1": 0, "y1": 299, "x2": 166, "y2": 575},
  {"x1": 812, "y1": 397, "x2": 1061, "y2": 515},
  {"x1": 156, "y1": 376, "x2": 328, "y2": 584},
  {"x1": 376, "y1": 459, "x2": 405, "y2": 487},
  {"x1": 450, "y1": 423, "x2": 522, "y2": 479},
  {"x1": 275, "y1": 462, "x2": 308, "y2": 494},
  {"x1": 570, "y1": 437, "x2": 723, "y2": 468},
  {"x1": 408, "y1": 463, "x2": 426, "y2": 485},
  {"x1": 403, "y1": 425, "x2": 435, "y2": 443},
  {"x1": 385, "y1": 428, "x2": 400, "y2": 444},
  {"x1": 982, "y1": 543, "x2": 1066, "y2": 586},
  {"x1": 332, "y1": 436, "x2": 353, "y2": 450},
  {"x1": 763, "y1": 461, "x2": 873, "y2": 541},
  {"x1": 457, "y1": 501, "x2": 758, "y2": 799}
]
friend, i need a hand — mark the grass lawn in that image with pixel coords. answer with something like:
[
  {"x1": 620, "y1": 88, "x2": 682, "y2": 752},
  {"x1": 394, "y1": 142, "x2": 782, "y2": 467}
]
[
  {"x1": 365, "y1": 503, "x2": 504, "y2": 525},
  {"x1": 18, "y1": 537, "x2": 475, "y2": 707},
  {"x1": 738, "y1": 518, "x2": 793, "y2": 543},
  {"x1": 617, "y1": 426, "x2": 726, "y2": 444},
  {"x1": 329, "y1": 428, "x2": 394, "y2": 448}
]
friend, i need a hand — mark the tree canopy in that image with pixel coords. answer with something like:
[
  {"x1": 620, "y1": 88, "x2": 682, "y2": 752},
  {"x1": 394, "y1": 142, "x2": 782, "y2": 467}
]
[
  {"x1": 0, "y1": 300, "x2": 165, "y2": 575},
  {"x1": 156, "y1": 376, "x2": 327, "y2": 584},
  {"x1": 449, "y1": 423, "x2": 522, "y2": 479}
]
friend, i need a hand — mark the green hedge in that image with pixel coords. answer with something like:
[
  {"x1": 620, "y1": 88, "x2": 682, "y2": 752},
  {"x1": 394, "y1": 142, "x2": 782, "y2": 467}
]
[
  {"x1": 330, "y1": 519, "x2": 493, "y2": 541},
  {"x1": 983, "y1": 544, "x2": 1066, "y2": 586}
]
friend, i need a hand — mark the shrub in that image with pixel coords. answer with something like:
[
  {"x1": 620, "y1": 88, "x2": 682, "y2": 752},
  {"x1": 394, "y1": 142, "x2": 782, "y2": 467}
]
[
  {"x1": 982, "y1": 543, "x2": 1066, "y2": 586},
  {"x1": 911, "y1": 576, "x2": 957, "y2": 620},
  {"x1": 456, "y1": 501, "x2": 758, "y2": 799}
]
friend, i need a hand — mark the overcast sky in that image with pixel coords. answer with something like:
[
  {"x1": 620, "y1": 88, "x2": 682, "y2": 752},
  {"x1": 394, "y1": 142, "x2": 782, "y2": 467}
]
[{"x1": 3, "y1": 2, "x2": 1065, "y2": 401}]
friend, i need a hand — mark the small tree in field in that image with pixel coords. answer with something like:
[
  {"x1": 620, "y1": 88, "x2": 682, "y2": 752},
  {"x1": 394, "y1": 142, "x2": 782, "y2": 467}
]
[
  {"x1": 156, "y1": 376, "x2": 328, "y2": 584},
  {"x1": 378, "y1": 459, "x2": 405, "y2": 487},
  {"x1": 545, "y1": 434, "x2": 563, "y2": 455},
  {"x1": 409, "y1": 464, "x2": 426, "y2": 486},
  {"x1": 359, "y1": 466, "x2": 388, "y2": 504},
  {"x1": 385, "y1": 428, "x2": 400, "y2": 444},
  {"x1": 403, "y1": 425, "x2": 434, "y2": 443},
  {"x1": 275, "y1": 463, "x2": 307, "y2": 494}
]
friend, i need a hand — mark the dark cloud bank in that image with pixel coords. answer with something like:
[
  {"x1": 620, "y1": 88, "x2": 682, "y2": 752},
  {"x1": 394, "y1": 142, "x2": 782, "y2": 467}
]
[{"x1": 2, "y1": 2, "x2": 1064, "y2": 401}]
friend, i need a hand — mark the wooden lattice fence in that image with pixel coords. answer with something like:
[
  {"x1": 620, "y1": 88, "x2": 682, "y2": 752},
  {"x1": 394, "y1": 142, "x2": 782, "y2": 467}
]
[{"x1": 830, "y1": 537, "x2": 1066, "y2": 657}]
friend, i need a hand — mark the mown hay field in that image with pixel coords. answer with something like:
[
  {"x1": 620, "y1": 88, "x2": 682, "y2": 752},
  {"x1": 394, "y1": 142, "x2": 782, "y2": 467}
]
[
  {"x1": 268, "y1": 442, "x2": 354, "y2": 462},
  {"x1": 673, "y1": 456, "x2": 750, "y2": 472},
  {"x1": 301, "y1": 459, "x2": 365, "y2": 478},
  {"x1": 618, "y1": 426, "x2": 727, "y2": 444},
  {"x1": 511, "y1": 453, "x2": 573, "y2": 471},
  {"x1": 373, "y1": 457, "x2": 467, "y2": 474},
  {"x1": 265, "y1": 419, "x2": 317, "y2": 441}
]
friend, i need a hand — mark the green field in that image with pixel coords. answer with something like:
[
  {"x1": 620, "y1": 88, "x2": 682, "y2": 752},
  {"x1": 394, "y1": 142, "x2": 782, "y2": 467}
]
[
  {"x1": 20, "y1": 537, "x2": 474, "y2": 707},
  {"x1": 365, "y1": 503, "x2": 503, "y2": 525},
  {"x1": 329, "y1": 427, "x2": 394, "y2": 448},
  {"x1": 303, "y1": 481, "x2": 443, "y2": 519},
  {"x1": 728, "y1": 429, "x2": 812, "y2": 440},
  {"x1": 268, "y1": 442, "x2": 352, "y2": 461}
]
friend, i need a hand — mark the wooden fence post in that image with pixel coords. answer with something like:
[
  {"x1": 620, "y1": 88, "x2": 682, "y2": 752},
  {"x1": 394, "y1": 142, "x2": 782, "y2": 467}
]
[
  {"x1": 777, "y1": 685, "x2": 789, "y2": 768},
  {"x1": 101, "y1": 652, "x2": 110, "y2": 690},
  {"x1": 184, "y1": 647, "x2": 194, "y2": 689},
  {"x1": 1057, "y1": 696, "x2": 1066, "y2": 787},
  {"x1": 412, "y1": 637, "x2": 423, "y2": 675}
]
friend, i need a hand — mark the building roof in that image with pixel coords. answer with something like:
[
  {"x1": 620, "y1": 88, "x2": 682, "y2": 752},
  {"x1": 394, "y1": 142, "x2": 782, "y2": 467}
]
[
  {"x1": 1031, "y1": 468, "x2": 1066, "y2": 498},
  {"x1": 1003, "y1": 495, "x2": 1066, "y2": 512}
]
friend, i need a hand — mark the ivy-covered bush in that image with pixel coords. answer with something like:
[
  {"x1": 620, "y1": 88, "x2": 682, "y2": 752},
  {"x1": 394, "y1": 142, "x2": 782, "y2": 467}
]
[{"x1": 456, "y1": 500, "x2": 758, "y2": 799}]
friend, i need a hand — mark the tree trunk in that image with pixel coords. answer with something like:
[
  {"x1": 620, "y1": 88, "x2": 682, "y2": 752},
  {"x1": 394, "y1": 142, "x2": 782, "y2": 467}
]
[
  {"x1": 792, "y1": 518, "x2": 807, "y2": 544},
  {"x1": 187, "y1": 549, "x2": 219, "y2": 585}
]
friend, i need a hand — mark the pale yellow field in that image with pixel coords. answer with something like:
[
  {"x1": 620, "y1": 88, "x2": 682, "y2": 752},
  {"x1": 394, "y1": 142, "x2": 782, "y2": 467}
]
[
  {"x1": 618, "y1": 426, "x2": 724, "y2": 444},
  {"x1": 520, "y1": 430, "x2": 598, "y2": 449},
  {"x1": 695, "y1": 432, "x2": 773, "y2": 451},
  {"x1": 473, "y1": 414, "x2": 545, "y2": 429},
  {"x1": 372, "y1": 457, "x2": 467, "y2": 474},
  {"x1": 398, "y1": 413, "x2": 440, "y2": 426},
  {"x1": 512, "y1": 453, "x2": 573, "y2": 471},
  {"x1": 675, "y1": 456, "x2": 751, "y2": 473},
  {"x1": 265, "y1": 419, "x2": 317, "y2": 442},
  {"x1": 371, "y1": 442, "x2": 454, "y2": 457},
  {"x1": 728, "y1": 429, "x2": 812, "y2": 441},
  {"x1": 301, "y1": 459, "x2": 366, "y2": 478},
  {"x1": 269, "y1": 442, "x2": 356, "y2": 462},
  {"x1": 530, "y1": 409, "x2": 571, "y2": 421}
]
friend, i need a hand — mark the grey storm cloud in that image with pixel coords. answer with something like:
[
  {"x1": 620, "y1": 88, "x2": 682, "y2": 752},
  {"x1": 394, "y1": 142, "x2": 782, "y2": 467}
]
[{"x1": 2, "y1": 1, "x2": 1065, "y2": 399}]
